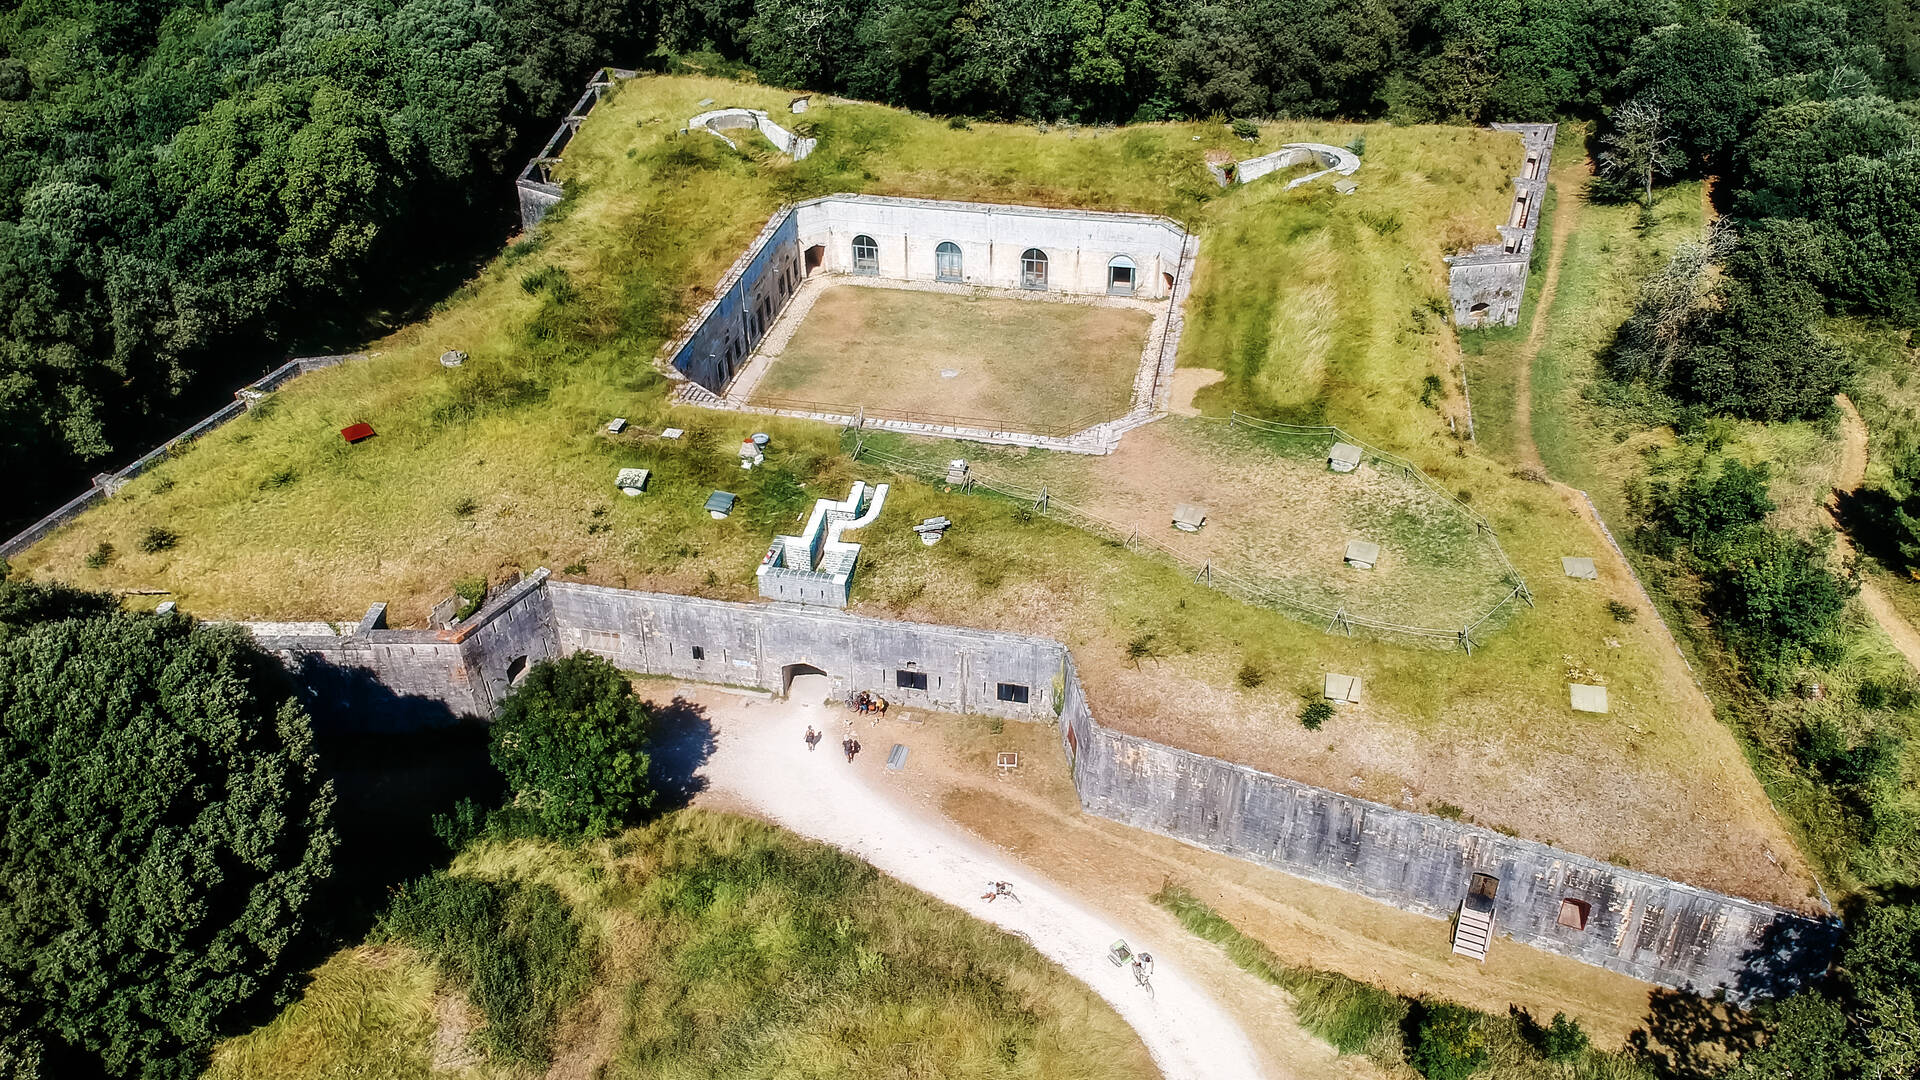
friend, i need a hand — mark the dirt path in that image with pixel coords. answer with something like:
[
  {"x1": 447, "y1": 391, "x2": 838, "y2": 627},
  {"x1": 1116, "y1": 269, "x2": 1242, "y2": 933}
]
[
  {"x1": 1827, "y1": 395, "x2": 1920, "y2": 672},
  {"x1": 1509, "y1": 158, "x2": 1586, "y2": 470},
  {"x1": 693, "y1": 678, "x2": 1271, "y2": 1080}
]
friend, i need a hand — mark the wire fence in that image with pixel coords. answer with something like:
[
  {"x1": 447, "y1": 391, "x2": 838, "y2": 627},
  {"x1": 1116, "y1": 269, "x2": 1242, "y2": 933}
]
[{"x1": 849, "y1": 415, "x2": 1532, "y2": 651}]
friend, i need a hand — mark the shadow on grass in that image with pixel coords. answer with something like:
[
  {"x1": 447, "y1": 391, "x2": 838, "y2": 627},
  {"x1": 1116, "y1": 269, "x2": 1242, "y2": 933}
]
[{"x1": 1627, "y1": 990, "x2": 1766, "y2": 1080}]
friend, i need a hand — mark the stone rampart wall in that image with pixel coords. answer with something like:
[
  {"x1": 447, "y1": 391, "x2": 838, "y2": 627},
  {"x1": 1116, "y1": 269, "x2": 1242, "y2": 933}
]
[{"x1": 243, "y1": 576, "x2": 1834, "y2": 997}]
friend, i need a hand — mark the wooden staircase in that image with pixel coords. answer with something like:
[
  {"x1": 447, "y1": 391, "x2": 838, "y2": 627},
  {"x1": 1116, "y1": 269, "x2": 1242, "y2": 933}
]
[
  {"x1": 1452, "y1": 904, "x2": 1494, "y2": 961},
  {"x1": 1451, "y1": 872, "x2": 1499, "y2": 962}
]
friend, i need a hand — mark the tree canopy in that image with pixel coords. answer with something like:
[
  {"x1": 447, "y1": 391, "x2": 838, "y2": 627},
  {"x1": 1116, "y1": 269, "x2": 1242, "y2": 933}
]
[
  {"x1": 0, "y1": 603, "x2": 336, "y2": 1078},
  {"x1": 490, "y1": 651, "x2": 656, "y2": 838}
]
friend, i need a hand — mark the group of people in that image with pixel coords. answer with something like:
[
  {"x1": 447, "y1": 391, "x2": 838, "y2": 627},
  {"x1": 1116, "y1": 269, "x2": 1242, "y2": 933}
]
[
  {"x1": 849, "y1": 690, "x2": 888, "y2": 717},
  {"x1": 804, "y1": 725, "x2": 861, "y2": 763}
]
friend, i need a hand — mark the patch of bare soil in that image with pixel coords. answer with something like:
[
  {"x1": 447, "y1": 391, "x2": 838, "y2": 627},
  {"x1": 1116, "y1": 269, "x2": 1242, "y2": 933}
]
[
  {"x1": 1168, "y1": 366, "x2": 1226, "y2": 417},
  {"x1": 431, "y1": 989, "x2": 484, "y2": 1071}
]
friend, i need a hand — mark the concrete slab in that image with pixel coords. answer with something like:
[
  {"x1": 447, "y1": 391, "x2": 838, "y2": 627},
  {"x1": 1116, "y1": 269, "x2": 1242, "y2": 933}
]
[
  {"x1": 1345, "y1": 540, "x2": 1380, "y2": 569},
  {"x1": 1570, "y1": 683, "x2": 1609, "y2": 713},
  {"x1": 1324, "y1": 673, "x2": 1363, "y2": 704},
  {"x1": 1562, "y1": 557, "x2": 1598, "y2": 580}
]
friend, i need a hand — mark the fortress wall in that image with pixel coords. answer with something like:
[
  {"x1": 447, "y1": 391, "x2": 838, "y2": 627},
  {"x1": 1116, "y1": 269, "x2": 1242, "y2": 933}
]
[{"x1": 245, "y1": 575, "x2": 1836, "y2": 997}]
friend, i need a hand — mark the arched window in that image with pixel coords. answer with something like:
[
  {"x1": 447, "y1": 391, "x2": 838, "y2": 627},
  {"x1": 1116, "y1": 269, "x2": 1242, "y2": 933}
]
[
  {"x1": 935, "y1": 241, "x2": 962, "y2": 283},
  {"x1": 1107, "y1": 254, "x2": 1137, "y2": 294},
  {"x1": 1020, "y1": 248, "x2": 1048, "y2": 289},
  {"x1": 852, "y1": 234, "x2": 879, "y2": 275}
]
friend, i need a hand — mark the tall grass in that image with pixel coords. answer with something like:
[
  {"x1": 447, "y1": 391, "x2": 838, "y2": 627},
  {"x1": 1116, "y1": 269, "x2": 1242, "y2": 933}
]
[
  {"x1": 206, "y1": 811, "x2": 1157, "y2": 1079},
  {"x1": 1151, "y1": 882, "x2": 1655, "y2": 1080},
  {"x1": 379, "y1": 873, "x2": 595, "y2": 1066}
]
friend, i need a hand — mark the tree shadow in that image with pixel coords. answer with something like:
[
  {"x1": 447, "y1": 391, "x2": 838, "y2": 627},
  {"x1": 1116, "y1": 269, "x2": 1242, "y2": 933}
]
[
  {"x1": 291, "y1": 653, "x2": 467, "y2": 733},
  {"x1": 1627, "y1": 989, "x2": 1766, "y2": 1079},
  {"x1": 645, "y1": 695, "x2": 715, "y2": 812},
  {"x1": 1834, "y1": 486, "x2": 1906, "y2": 570}
]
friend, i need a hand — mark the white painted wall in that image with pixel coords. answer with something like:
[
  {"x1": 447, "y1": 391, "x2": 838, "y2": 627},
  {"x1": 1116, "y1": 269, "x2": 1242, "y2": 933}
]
[{"x1": 790, "y1": 195, "x2": 1188, "y2": 298}]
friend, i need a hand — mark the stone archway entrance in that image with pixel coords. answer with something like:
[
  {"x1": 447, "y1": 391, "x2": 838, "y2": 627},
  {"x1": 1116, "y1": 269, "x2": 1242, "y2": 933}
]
[
  {"x1": 803, "y1": 244, "x2": 825, "y2": 274},
  {"x1": 782, "y1": 662, "x2": 828, "y2": 698}
]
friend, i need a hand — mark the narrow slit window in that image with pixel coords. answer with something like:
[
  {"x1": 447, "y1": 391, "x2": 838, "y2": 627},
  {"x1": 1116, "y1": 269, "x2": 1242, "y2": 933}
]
[{"x1": 691, "y1": 645, "x2": 705, "y2": 661}]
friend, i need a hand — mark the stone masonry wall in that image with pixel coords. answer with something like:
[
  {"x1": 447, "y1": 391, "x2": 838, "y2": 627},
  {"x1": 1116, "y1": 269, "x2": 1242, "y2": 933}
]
[
  {"x1": 1446, "y1": 123, "x2": 1556, "y2": 328},
  {"x1": 247, "y1": 576, "x2": 1834, "y2": 997}
]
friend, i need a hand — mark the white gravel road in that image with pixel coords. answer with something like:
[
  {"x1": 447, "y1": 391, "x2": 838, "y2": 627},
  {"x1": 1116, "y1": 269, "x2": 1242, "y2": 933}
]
[{"x1": 694, "y1": 676, "x2": 1268, "y2": 1080}]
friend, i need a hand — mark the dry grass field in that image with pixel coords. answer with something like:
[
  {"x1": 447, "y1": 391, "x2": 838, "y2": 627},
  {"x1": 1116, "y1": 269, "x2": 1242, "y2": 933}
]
[
  {"x1": 749, "y1": 282, "x2": 1152, "y2": 429},
  {"x1": 894, "y1": 415, "x2": 1518, "y2": 632}
]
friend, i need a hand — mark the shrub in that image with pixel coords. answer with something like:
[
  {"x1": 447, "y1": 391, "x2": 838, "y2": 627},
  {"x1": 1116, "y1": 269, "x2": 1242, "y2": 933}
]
[
  {"x1": 1230, "y1": 117, "x2": 1259, "y2": 140},
  {"x1": 259, "y1": 466, "x2": 296, "y2": 490},
  {"x1": 381, "y1": 874, "x2": 592, "y2": 1065},
  {"x1": 452, "y1": 495, "x2": 480, "y2": 518},
  {"x1": 490, "y1": 652, "x2": 656, "y2": 839},
  {"x1": 1541, "y1": 1012, "x2": 1590, "y2": 1062},
  {"x1": 562, "y1": 561, "x2": 588, "y2": 576},
  {"x1": 1301, "y1": 701, "x2": 1334, "y2": 730},
  {"x1": 1236, "y1": 662, "x2": 1267, "y2": 689},
  {"x1": 1606, "y1": 599, "x2": 1637, "y2": 623},
  {"x1": 83, "y1": 542, "x2": 114, "y2": 569},
  {"x1": 1420, "y1": 373, "x2": 1445, "y2": 407},
  {"x1": 1410, "y1": 1002, "x2": 1489, "y2": 1080},
  {"x1": 136, "y1": 526, "x2": 177, "y2": 553},
  {"x1": 453, "y1": 575, "x2": 488, "y2": 621}
]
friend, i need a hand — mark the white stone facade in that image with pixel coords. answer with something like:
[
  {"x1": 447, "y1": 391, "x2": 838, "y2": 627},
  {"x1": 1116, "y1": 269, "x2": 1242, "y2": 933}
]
[{"x1": 791, "y1": 195, "x2": 1187, "y2": 299}]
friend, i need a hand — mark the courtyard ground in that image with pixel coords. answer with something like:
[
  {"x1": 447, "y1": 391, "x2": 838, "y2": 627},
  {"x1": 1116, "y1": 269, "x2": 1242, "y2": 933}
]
[{"x1": 745, "y1": 280, "x2": 1153, "y2": 433}]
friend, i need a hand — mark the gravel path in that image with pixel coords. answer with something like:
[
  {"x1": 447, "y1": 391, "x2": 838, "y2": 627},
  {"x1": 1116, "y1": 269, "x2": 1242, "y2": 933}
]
[{"x1": 695, "y1": 676, "x2": 1269, "y2": 1080}]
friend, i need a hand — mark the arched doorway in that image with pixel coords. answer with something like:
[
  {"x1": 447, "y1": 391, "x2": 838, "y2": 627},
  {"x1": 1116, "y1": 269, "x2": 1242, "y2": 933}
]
[
  {"x1": 935, "y1": 241, "x2": 962, "y2": 282},
  {"x1": 1107, "y1": 254, "x2": 1137, "y2": 295},
  {"x1": 1020, "y1": 248, "x2": 1048, "y2": 289},
  {"x1": 852, "y1": 234, "x2": 880, "y2": 275},
  {"x1": 782, "y1": 662, "x2": 828, "y2": 698}
]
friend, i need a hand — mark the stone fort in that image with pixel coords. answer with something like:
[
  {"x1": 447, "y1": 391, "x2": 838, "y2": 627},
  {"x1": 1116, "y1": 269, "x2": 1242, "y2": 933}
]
[{"x1": 248, "y1": 571, "x2": 1836, "y2": 1001}]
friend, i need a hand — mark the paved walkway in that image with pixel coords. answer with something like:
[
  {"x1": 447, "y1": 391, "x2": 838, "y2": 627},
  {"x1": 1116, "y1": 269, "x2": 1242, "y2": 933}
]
[{"x1": 692, "y1": 676, "x2": 1270, "y2": 1080}]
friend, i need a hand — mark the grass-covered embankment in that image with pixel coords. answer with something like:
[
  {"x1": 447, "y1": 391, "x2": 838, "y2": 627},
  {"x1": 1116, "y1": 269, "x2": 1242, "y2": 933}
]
[{"x1": 207, "y1": 810, "x2": 1157, "y2": 1079}]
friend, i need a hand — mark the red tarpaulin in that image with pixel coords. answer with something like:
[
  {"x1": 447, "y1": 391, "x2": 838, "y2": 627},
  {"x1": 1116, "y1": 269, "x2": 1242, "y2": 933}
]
[{"x1": 340, "y1": 422, "x2": 375, "y2": 443}]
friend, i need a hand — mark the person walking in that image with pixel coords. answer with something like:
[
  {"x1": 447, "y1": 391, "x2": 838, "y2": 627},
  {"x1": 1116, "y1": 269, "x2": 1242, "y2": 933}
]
[{"x1": 805, "y1": 725, "x2": 817, "y2": 751}]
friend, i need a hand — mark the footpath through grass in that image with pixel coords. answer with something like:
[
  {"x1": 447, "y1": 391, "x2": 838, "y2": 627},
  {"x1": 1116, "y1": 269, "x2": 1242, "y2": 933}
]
[
  {"x1": 1152, "y1": 882, "x2": 1654, "y2": 1079},
  {"x1": 207, "y1": 810, "x2": 1156, "y2": 1080}
]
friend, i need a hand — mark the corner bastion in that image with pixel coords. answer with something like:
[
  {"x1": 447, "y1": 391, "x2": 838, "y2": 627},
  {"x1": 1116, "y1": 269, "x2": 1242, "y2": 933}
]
[
  {"x1": 687, "y1": 107, "x2": 817, "y2": 161},
  {"x1": 246, "y1": 574, "x2": 1836, "y2": 1000}
]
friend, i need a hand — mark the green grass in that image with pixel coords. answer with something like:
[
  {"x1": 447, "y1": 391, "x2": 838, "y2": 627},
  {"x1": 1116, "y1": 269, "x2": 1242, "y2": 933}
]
[
  {"x1": 205, "y1": 811, "x2": 1157, "y2": 1080},
  {"x1": 1151, "y1": 882, "x2": 1655, "y2": 1080}
]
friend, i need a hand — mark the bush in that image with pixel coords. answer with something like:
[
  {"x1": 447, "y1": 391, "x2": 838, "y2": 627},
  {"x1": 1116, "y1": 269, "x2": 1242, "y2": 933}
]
[
  {"x1": 136, "y1": 526, "x2": 178, "y2": 553},
  {"x1": 453, "y1": 575, "x2": 488, "y2": 620},
  {"x1": 382, "y1": 874, "x2": 593, "y2": 1065},
  {"x1": 1301, "y1": 701, "x2": 1334, "y2": 730},
  {"x1": 83, "y1": 542, "x2": 114, "y2": 569},
  {"x1": 491, "y1": 652, "x2": 656, "y2": 838},
  {"x1": 1606, "y1": 599, "x2": 1637, "y2": 623},
  {"x1": 1230, "y1": 117, "x2": 1259, "y2": 140},
  {"x1": 1236, "y1": 661, "x2": 1266, "y2": 688},
  {"x1": 1410, "y1": 1002, "x2": 1489, "y2": 1080},
  {"x1": 1541, "y1": 1012, "x2": 1590, "y2": 1061}
]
